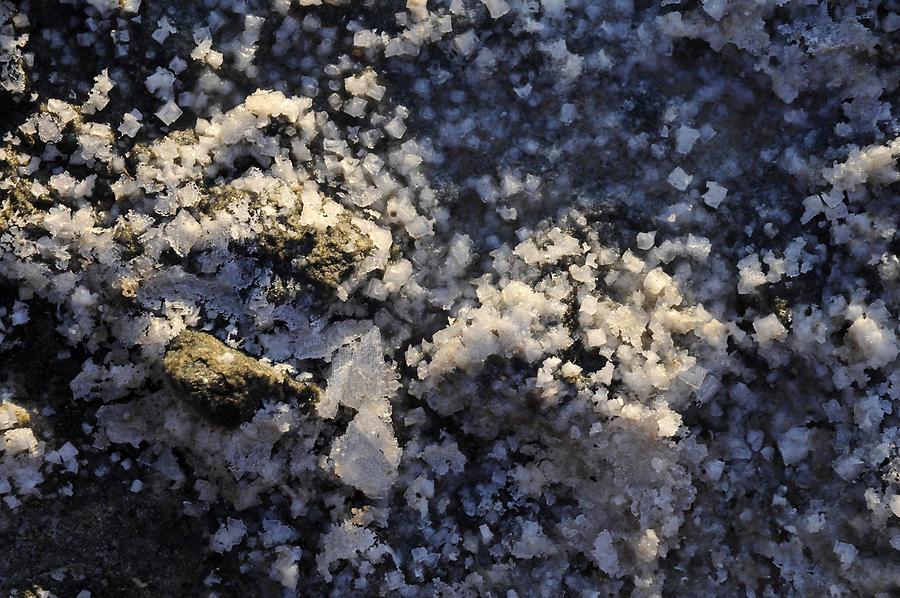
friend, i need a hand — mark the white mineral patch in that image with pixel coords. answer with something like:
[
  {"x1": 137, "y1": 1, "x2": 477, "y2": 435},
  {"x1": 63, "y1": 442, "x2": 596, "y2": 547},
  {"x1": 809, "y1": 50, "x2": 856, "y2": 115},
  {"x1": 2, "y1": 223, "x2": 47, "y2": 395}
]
[{"x1": 1, "y1": 0, "x2": 898, "y2": 594}]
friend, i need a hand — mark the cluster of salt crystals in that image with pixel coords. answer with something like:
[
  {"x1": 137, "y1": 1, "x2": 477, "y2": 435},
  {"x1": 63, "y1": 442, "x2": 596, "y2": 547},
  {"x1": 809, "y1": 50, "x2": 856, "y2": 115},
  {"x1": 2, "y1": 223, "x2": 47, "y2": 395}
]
[
  {"x1": 322, "y1": 329, "x2": 402, "y2": 499},
  {"x1": 0, "y1": 0, "x2": 28, "y2": 95},
  {"x1": 96, "y1": 391, "x2": 317, "y2": 511},
  {"x1": 0, "y1": 398, "x2": 81, "y2": 509},
  {"x1": 0, "y1": 0, "x2": 899, "y2": 593}
]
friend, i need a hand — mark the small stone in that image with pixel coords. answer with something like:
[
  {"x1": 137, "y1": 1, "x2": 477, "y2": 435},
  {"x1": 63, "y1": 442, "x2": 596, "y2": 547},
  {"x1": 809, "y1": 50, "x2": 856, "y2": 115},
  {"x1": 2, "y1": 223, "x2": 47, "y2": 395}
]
[{"x1": 163, "y1": 330, "x2": 317, "y2": 426}]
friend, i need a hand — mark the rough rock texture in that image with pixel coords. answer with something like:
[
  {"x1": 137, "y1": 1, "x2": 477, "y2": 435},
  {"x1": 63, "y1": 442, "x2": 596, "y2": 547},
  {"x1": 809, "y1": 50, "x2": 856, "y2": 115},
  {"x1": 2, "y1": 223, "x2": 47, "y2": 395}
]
[{"x1": 163, "y1": 329, "x2": 318, "y2": 426}]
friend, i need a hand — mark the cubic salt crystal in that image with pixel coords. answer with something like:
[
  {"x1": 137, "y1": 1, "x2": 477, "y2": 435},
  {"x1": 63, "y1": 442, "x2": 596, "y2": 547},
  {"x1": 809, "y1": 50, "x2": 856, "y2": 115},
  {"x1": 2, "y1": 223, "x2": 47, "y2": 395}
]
[
  {"x1": 778, "y1": 427, "x2": 811, "y2": 465},
  {"x1": 155, "y1": 100, "x2": 183, "y2": 125},
  {"x1": 702, "y1": 0, "x2": 727, "y2": 20},
  {"x1": 453, "y1": 31, "x2": 478, "y2": 56},
  {"x1": 636, "y1": 231, "x2": 656, "y2": 250},
  {"x1": 481, "y1": 0, "x2": 510, "y2": 19},
  {"x1": 702, "y1": 181, "x2": 728, "y2": 208},
  {"x1": 675, "y1": 125, "x2": 701, "y2": 154},
  {"x1": 667, "y1": 167, "x2": 693, "y2": 191},
  {"x1": 118, "y1": 110, "x2": 142, "y2": 138},
  {"x1": 753, "y1": 314, "x2": 787, "y2": 344}
]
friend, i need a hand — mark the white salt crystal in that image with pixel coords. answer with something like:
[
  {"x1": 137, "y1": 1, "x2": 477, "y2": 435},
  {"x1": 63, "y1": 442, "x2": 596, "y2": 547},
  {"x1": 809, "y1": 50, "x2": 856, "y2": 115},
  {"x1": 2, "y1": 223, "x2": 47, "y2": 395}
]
[
  {"x1": 453, "y1": 31, "x2": 478, "y2": 56},
  {"x1": 479, "y1": 524, "x2": 493, "y2": 541},
  {"x1": 10, "y1": 301, "x2": 28, "y2": 325},
  {"x1": 58, "y1": 441, "x2": 78, "y2": 461},
  {"x1": 778, "y1": 427, "x2": 811, "y2": 465},
  {"x1": 643, "y1": 267, "x2": 672, "y2": 295},
  {"x1": 884, "y1": 13, "x2": 900, "y2": 32},
  {"x1": 667, "y1": 167, "x2": 693, "y2": 191},
  {"x1": 210, "y1": 518, "x2": 247, "y2": 553},
  {"x1": 705, "y1": 459, "x2": 725, "y2": 481},
  {"x1": 0, "y1": 403, "x2": 19, "y2": 430},
  {"x1": 271, "y1": 546, "x2": 301, "y2": 589},
  {"x1": 702, "y1": 0, "x2": 727, "y2": 21},
  {"x1": 890, "y1": 495, "x2": 900, "y2": 518},
  {"x1": 155, "y1": 100, "x2": 183, "y2": 126},
  {"x1": 384, "y1": 116, "x2": 407, "y2": 139},
  {"x1": 585, "y1": 328, "x2": 607, "y2": 348},
  {"x1": 753, "y1": 314, "x2": 787, "y2": 344},
  {"x1": 118, "y1": 110, "x2": 142, "y2": 138},
  {"x1": 3, "y1": 428, "x2": 38, "y2": 456},
  {"x1": 591, "y1": 531, "x2": 621, "y2": 577},
  {"x1": 702, "y1": 181, "x2": 728, "y2": 208},
  {"x1": 675, "y1": 125, "x2": 701, "y2": 154},
  {"x1": 151, "y1": 16, "x2": 176, "y2": 44},
  {"x1": 511, "y1": 521, "x2": 554, "y2": 559},
  {"x1": 560, "y1": 361, "x2": 582, "y2": 379},
  {"x1": 383, "y1": 259, "x2": 413, "y2": 288},
  {"x1": 656, "y1": 410, "x2": 682, "y2": 437},
  {"x1": 166, "y1": 209, "x2": 201, "y2": 256},
  {"x1": 354, "y1": 30, "x2": 379, "y2": 48},
  {"x1": 481, "y1": 0, "x2": 510, "y2": 19},
  {"x1": 542, "y1": 0, "x2": 566, "y2": 17},
  {"x1": 846, "y1": 315, "x2": 899, "y2": 367},
  {"x1": 169, "y1": 56, "x2": 188, "y2": 74},
  {"x1": 145, "y1": 67, "x2": 175, "y2": 97},
  {"x1": 37, "y1": 116, "x2": 61, "y2": 143},
  {"x1": 636, "y1": 231, "x2": 656, "y2": 250},
  {"x1": 407, "y1": 0, "x2": 428, "y2": 19},
  {"x1": 329, "y1": 407, "x2": 401, "y2": 499},
  {"x1": 833, "y1": 541, "x2": 858, "y2": 568}
]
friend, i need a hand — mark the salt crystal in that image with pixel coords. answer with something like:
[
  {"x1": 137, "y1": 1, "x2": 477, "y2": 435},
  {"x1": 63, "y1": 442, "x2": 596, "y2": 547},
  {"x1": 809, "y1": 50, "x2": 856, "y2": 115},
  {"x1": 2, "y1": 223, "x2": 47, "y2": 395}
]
[
  {"x1": 833, "y1": 541, "x2": 858, "y2": 568},
  {"x1": 145, "y1": 67, "x2": 175, "y2": 97},
  {"x1": 846, "y1": 315, "x2": 899, "y2": 367},
  {"x1": 667, "y1": 167, "x2": 693, "y2": 191},
  {"x1": 753, "y1": 314, "x2": 787, "y2": 344},
  {"x1": 591, "y1": 531, "x2": 621, "y2": 577},
  {"x1": 58, "y1": 441, "x2": 78, "y2": 461},
  {"x1": 210, "y1": 518, "x2": 247, "y2": 553},
  {"x1": 636, "y1": 231, "x2": 656, "y2": 250},
  {"x1": 407, "y1": 0, "x2": 428, "y2": 19},
  {"x1": 890, "y1": 495, "x2": 900, "y2": 518},
  {"x1": 453, "y1": 31, "x2": 478, "y2": 56},
  {"x1": 155, "y1": 100, "x2": 183, "y2": 125},
  {"x1": 118, "y1": 110, "x2": 142, "y2": 138},
  {"x1": 702, "y1": 0, "x2": 727, "y2": 20},
  {"x1": 385, "y1": 117, "x2": 407, "y2": 139},
  {"x1": 330, "y1": 407, "x2": 401, "y2": 499},
  {"x1": 165, "y1": 209, "x2": 201, "y2": 256},
  {"x1": 675, "y1": 125, "x2": 701, "y2": 154},
  {"x1": 151, "y1": 16, "x2": 176, "y2": 44},
  {"x1": 702, "y1": 181, "x2": 728, "y2": 208},
  {"x1": 3, "y1": 428, "x2": 38, "y2": 456},
  {"x1": 778, "y1": 427, "x2": 811, "y2": 465},
  {"x1": 480, "y1": 0, "x2": 510, "y2": 19}
]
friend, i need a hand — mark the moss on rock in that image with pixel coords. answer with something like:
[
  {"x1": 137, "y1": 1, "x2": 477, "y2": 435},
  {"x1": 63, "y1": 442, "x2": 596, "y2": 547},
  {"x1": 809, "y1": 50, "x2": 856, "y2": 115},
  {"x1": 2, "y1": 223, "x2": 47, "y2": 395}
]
[
  {"x1": 256, "y1": 211, "x2": 373, "y2": 291},
  {"x1": 162, "y1": 330, "x2": 318, "y2": 426}
]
